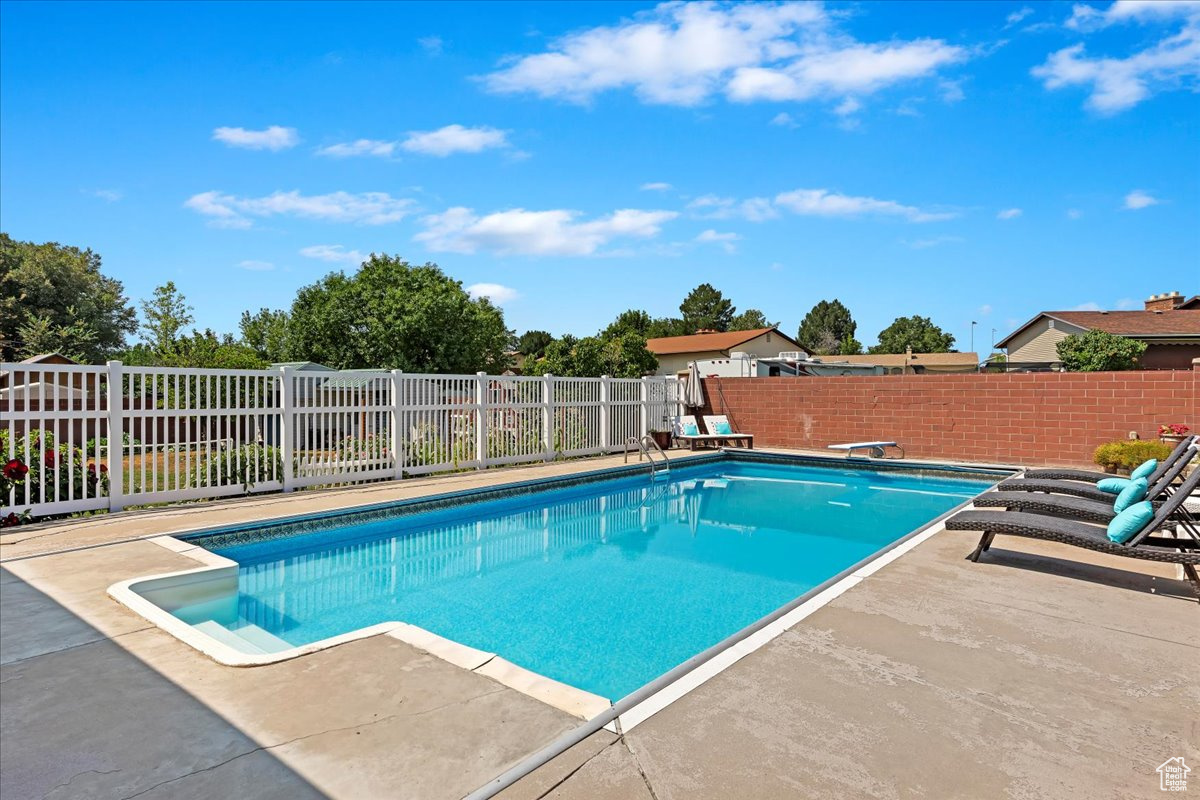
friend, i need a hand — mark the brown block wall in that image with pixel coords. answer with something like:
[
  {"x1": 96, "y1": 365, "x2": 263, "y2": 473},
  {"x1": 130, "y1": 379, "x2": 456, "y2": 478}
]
[{"x1": 701, "y1": 367, "x2": 1199, "y2": 468}]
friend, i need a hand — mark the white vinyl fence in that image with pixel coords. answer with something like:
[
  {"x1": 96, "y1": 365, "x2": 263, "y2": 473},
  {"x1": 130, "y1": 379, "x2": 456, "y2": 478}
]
[{"x1": 0, "y1": 361, "x2": 682, "y2": 519}]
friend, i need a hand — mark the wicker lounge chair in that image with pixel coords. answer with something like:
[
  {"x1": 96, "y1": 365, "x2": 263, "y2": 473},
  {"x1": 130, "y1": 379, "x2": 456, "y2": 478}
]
[
  {"x1": 1018, "y1": 434, "x2": 1197, "y2": 483},
  {"x1": 947, "y1": 468, "x2": 1200, "y2": 597},
  {"x1": 1000, "y1": 444, "x2": 1197, "y2": 504},
  {"x1": 973, "y1": 447, "x2": 1197, "y2": 527}
]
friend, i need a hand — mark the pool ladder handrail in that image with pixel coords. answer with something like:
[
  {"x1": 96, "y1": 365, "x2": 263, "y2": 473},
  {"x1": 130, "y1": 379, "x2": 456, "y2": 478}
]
[{"x1": 625, "y1": 435, "x2": 671, "y2": 481}]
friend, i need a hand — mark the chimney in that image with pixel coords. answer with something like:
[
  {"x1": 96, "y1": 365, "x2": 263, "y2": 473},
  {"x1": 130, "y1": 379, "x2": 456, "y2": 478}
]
[{"x1": 1144, "y1": 291, "x2": 1184, "y2": 311}]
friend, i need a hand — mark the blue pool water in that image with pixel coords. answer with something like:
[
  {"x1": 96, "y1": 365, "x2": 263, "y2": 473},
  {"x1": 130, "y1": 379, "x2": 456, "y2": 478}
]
[{"x1": 174, "y1": 458, "x2": 992, "y2": 700}]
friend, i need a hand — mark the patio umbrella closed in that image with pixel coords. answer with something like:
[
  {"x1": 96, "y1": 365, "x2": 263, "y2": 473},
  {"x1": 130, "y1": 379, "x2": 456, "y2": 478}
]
[{"x1": 685, "y1": 361, "x2": 705, "y2": 408}]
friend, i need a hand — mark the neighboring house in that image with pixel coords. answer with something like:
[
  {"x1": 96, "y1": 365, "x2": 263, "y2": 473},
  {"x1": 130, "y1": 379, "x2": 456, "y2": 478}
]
[
  {"x1": 0, "y1": 353, "x2": 87, "y2": 398},
  {"x1": 645, "y1": 327, "x2": 807, "y2": 376},
  {"x1": 995, "y1": 291, "x2": 1200, "y2": 370},
  {"x1": 834, "y1": 351, "x2": 981, "y2": 374}
]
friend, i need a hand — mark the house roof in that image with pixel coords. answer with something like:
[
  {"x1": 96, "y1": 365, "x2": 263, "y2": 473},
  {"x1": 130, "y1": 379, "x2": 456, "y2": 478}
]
[
  {"x1": 270, "y1": 361, "x2": 336, "y2": 371},
  {"x1": 834, "y1": 352, "x2": 980, "y2": 367},
  {"x1": 645, "y1": 327, "x2": 802, "y2": 355},
  {"x1": 995, "y1": 309, "x2": 1200, "y2": 347},
  {"x1": 18, "y1": 353, "x2": 78, "y2": 365}
]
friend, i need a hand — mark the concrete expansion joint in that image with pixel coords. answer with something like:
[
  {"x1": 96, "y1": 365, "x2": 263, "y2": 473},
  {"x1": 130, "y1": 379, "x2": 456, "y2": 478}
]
[
  {"x1": 1, "y1": 624, "x2": 156, "y2": 670},
  {"x1": 42, "y1": 768, "x2": 122, "y2": 798},
  {"x1": 622, "y1": 737, "x2": 661, "y2": 800},
  {"x1": 116, "y1": 712, "x2": 403, "y2": 800}
]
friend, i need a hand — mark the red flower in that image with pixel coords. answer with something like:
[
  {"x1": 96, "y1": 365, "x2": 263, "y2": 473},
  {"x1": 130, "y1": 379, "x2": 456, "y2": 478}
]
[
  {"x1": 44, "y1": 449, "x2": 56, "y2": 468},
  {"x1": 1, "y1": 512, "x2": 19, "y2": 528},
  {"x1": 2, "y1": 459, "x2": 28, "y2": 481},
  {"x1": 99, "y1": 463, "x2": 108, "y2": 473}
]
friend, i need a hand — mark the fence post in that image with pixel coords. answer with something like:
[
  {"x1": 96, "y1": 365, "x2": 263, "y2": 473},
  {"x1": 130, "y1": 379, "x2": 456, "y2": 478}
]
[
  {"x1": 543, "y1": 374, "x2": 554, "y2": 460},
  {"x1": 475, "y1": 372, "x2": 488, "y2": 469},
  {"x1": 639, "y1": 377, "x2": 649, "y2": 438},
  {"x1": 599, "y1": 375, "x2": 611, "y2": 453},
  {"x1": 105, "y1": 360, "x2": 124, "y2": 512},
  {"x1": 391, "y1": 370, "x2": 404, "y2": 480},
  {"x1": 279, "y1": 367, "x2": 295, "y2": 492}
]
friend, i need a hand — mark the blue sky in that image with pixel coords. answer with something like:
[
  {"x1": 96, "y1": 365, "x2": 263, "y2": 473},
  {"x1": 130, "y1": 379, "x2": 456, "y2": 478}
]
[{"x1": 2, "y1": 0, "x2": 1197, "y2": 353}]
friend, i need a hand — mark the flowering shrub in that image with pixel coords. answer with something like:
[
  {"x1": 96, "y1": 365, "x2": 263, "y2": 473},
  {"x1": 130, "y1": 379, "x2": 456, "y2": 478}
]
[
  {"x1": 1, "y1": 456, "x2": 33, "y2": 527},
  {"x1": 1159, "y1": 424, "x2": 1190, "y2": 436},
  {"x1": 1093, "y1": 440, "x2": 1172, "y2": 472},
  {"x1": 197, "y1": 443, "x2": 283, "y2": 490},
  {"x1": 0, "y1": 429, "x2": 109, "y2": 514}
]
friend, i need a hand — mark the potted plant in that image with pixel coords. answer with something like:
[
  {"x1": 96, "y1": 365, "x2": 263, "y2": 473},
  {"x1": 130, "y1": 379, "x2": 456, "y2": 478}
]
[
  {"x1": 1159, "y1": 424, "x2": 1190, "y2": 445},
  {"x1": 1093, "y1": 440, "x2": 1172, "y2": 474},
  {"x1": 648, "y1": 428, "x2": 672, "y2": 450}
]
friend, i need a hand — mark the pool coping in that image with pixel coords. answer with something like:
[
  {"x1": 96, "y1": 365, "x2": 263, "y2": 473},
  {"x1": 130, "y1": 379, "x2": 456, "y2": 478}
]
[{"x1": 107, "y1": 450, "x2": 1014, "y2": 725}]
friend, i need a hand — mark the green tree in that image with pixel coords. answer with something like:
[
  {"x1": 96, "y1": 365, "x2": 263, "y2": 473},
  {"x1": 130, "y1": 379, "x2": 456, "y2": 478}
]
[
  {"x1": 797, "y1": 299, "x2": 857, "y2": 355},
  {"x1": 531, "y1": 333, "x2": 656, "y2": 378},
  {"x1": 164, "y1": 330, "x2": 267, "y2": 369},
  {"x1": 729, "y1": 309, "x2": 777, "y2": 331},
  {"x1": 838, "y1": 335, "x2": 864, "y2": 356},
  {"x1": 869, "y1": 315, "x2": 955, "y2": 354},
  {"x1": 140, "y1": 281, "x2": 194, "y2": 354},
  {"x1": 602, "y1": 309, "x2": 654, "y2": 339},
  {"x1": 679, "y1": 283, "x2": 735, "y2": 332},
  {"x1": 0, "y1": 233, "x2": 137, "y2": 362},
  {"x1": 287, "y1": 255, "x2": 511, "y2": 372},
  {"x1": 646, "y1": 317, "x2": 689, "y2": 338},
  {"x1": 239, "y1": 308, "x2": 291, "y2": 363},
  {"x1": 1056, "y1": 329, "x2": 1146, "y2": 371},
  {"x1": 515, "y1": 330, "x2": 555, "y2": 360}
]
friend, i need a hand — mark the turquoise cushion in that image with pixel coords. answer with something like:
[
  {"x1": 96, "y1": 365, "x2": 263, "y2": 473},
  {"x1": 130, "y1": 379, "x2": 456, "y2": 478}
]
[
  {"x1": 714, "y1": 421, "x2": 733, "y2": 435},
  {"x1": 1097, "y1": 477, "x2": 1131, "y2": 495},
  {"x1": 1107, "y1": 500, "x2": 1154, "y2": 544},
  {"x1": 1112, "y1": 477, "x2": 1148, "y2": 513},
  {"x1": 682, "y1": 422, "x2": 698, "y2": 436},
  {"x1": 1130, "y1": 459, "x2": 1157, "y2": 480}
]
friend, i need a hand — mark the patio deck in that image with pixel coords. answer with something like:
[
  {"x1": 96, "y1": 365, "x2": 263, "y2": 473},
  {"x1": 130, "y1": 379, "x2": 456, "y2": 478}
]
[{"x1": 2, "y1": 450, "x2": 1196, "y2": 799}]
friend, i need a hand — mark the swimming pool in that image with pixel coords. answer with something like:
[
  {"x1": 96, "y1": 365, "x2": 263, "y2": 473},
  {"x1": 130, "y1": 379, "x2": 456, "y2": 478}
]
[{"x1": 140, "y1": 454, "x2": 997, "y2": 702}]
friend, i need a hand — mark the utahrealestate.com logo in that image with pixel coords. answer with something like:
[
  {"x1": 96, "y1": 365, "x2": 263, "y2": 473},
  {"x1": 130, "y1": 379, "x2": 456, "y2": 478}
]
[{"x1": 1158, "y1": 757, "x2": 1191, "y2": 792}]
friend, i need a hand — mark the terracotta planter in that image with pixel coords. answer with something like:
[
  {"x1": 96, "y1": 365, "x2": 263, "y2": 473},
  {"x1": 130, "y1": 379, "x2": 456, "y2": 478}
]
[
  {"x1": 649, "y1": 431, "x2": 672, "y2": 450},
  {"x1": 1161, "y1": 434, "x2": 1188, "y2": 446}
]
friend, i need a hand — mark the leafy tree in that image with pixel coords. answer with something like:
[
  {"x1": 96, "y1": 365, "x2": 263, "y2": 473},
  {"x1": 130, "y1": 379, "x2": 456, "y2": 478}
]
[
  {"x1": 515, "y1": 330, "x2": 555, "y2": 360},
  {"x1": 1056, "y1": 329, "x2": 1146, "y2": 371},
  {"x1": 140, "y1": 281, "x2": 194, "y2": 354},
  {"x1": 838, "y1": 335, "x2": 864, "y2": 356},
  {"x1": 15, "y1": 316, "x2": 98, "y2": 363},
  {"x1": 0, "y1": 233, "x2": 137, "y2": 362},
  {"x1": 797, "y1": 299, "x2": 857, "y2": 355},
  {"x1": 531, "y1": 333, "x2": 657, "y2": 378},
  {"x1": 164, "y1": 330, "x2": 267, "y2": 369},
  {"x1": 602, "y1": 309, "x2": 654, "y2": 339},
  {"x1": 869, "y1": 315, "x2": 955, "y2": 354},
  {"x1": 729, "y1": 309, "x2": 778, "y2": 331},
  {"x1": 240, "y1": 308, "x2": 291, "y2": 363},
  {"x1": 287, "y1": 255, "x2": 511, "y2": 373},
  {"x1": 646, "y1": 317, "x2": 690, "y2": 339},
  {"x1": 679, "y1": 283, "x2": 735, "y2": 332}
]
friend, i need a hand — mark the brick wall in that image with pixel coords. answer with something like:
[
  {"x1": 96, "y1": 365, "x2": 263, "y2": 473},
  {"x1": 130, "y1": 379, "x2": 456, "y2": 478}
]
[{"x1": 701, "y1": 366, "x2": 1199, "y2": 467}]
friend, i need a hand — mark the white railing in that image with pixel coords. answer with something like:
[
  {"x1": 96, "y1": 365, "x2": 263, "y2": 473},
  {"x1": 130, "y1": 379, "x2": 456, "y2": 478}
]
[{"x1": 1, "y1": 361, "x2": 682, "y2": 519}]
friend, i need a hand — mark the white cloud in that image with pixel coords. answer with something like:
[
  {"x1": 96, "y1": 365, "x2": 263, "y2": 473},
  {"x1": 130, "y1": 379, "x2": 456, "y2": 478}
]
[
  {"x1": 1123, "y1": 189, "x2": 1160, "y2": 209},
  {"x1": 1066, "y1": 1, "x2": 1200, "y2": 31},
  {"x1": 1067, "y1": 208, "x2": 1083, "y2": 219},
  {"x1": 833, "y1": 97, "x2": 861, "y2": 116},
  {"x1": 1035, "y1": 7, "x2": 1200, "y2": 112},
  {"x1": 184, "y1": 190, "x2": 415, "y2": 228},
  {"x1": 415, "y1": 207, "x2": 677, "y2": 256},
  {"x1": 402, "y1": 125, "x2": 509, "y2": 156},
  {"x1": 466, "y1": 283, "x2": 520, "y2": 305},
  {"x1": 1071, "y1": 301, "x2": 1103, "y2": 311},
  {"x1": 238, "y1": 260, "x2": 275, "y2": 271},
  {"x1": 316, "y1": 139, "x2": 398, "y2": 158},
  {"x1": 775, "y1": 188, "x2": 956, "y2": 222},
  {"x1": 1005, "y1": 7, "x2": 1034, "y2": 27},
  {"x1": 902, "y1": 235, "x2": 964, "y2": 249},
  {"x1": 1115, "y1": 297, "x2": 1138, "y2": 309},
  {"x1": 687, "y1": 193, "x2": 778, "y2": 221},
  {"x1": 87, "y1": 188, "x2": 123, "y2": 202},
  {"x1": 212, "y1": 125, "x2": 299, "y2": 151},
  {"x1": 419, "y1": 35, "x2": 444, "y2": 55},
  {"x1": 299, "y1": 244, "x2": 367, "y2": 264},
  {"x1": 997, "y1": 207, "x2": 1023, "y2": 219},
  {"x1": 695, "y1": 229, "x2": 741, "y2": 253},
  {"x1": 939, "y1": 79, "x2": 966, "y2": 103},
  {"x1": 483, "y1": 2, "x2": 965, "y2": 111},
  {"x1": 770, "y1": 111, "x2": 799, "y2": 127},
  {"x1": 641, "y1": 182, "x2": 673, "y2": 191},
  {"x1": 978, "y1": 304, "x2": 993, "y2": 315}
]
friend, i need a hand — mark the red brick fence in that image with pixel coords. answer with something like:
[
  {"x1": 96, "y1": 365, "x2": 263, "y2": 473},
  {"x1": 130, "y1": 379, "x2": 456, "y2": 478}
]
[{"x1": 701, "y1": 365, "x2": 1198, "y2": 468}]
